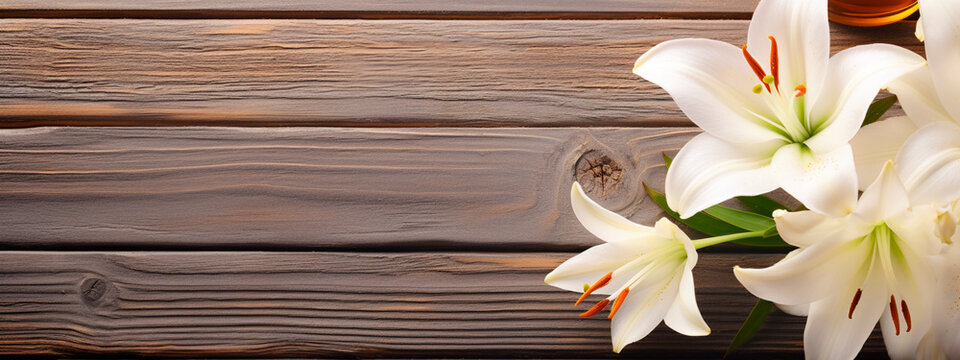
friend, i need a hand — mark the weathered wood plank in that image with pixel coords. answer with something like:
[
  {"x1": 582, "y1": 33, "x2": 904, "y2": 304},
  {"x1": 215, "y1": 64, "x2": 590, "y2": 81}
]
[
  {"x1": 0, "y1": 19, "x2": 921, "y2": 127},
  {"x1": 0, "y1": 251, "x2": 886, "y2": 358},
  {"x1": 0, "y1": 0, "x2": 758, "y2": 18},
  {"x1": 0, "y1": 127, "x2": 705, "y2": 250}
]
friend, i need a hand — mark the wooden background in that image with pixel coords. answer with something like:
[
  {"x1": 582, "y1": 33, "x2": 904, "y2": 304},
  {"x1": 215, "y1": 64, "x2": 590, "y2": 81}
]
[{"x1": 0, "y1": 1, "x2": 920, "y2": 358}]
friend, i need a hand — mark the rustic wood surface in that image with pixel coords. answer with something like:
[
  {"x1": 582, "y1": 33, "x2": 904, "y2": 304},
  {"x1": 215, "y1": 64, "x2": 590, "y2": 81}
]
[
  {"x1": 0, "y1": 251, "x2": 887, "y2": 358},
  {"x1": 0, "y1": 1, "x2": 906, "y2": 358},
  {"x1": 0, "y1": 127, "x2": 700, "y2": 250},
  {"x1": 0, "y1": 0, "x2": 759, "y2": 12},
  {"x1": 0, "y1": 19, "x2": 920, "y2": 128},
  {"x1": 0, "y1": 1, "x2": 759, "y2": 19}
]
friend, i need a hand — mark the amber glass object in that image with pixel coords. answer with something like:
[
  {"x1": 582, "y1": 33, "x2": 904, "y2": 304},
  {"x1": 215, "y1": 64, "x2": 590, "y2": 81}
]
[{"x1": 828, "y1": 0, "x2": 918, "y2": 27}]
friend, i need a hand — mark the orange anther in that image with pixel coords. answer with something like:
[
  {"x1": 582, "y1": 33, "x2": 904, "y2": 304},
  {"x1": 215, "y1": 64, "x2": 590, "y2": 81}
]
[
  {"x1": 890, "y1": 295, "x2": 901, "y2": 336},
  {"x1": 742, "y1": 45, "x2": 770, "y2": 92},
  {"x1": 576, "y1": 272, "x2": 612, "y2": 306},
  {"x1": 901, "y1": 300, "x2": 911, "y2": 332},
  {"x1": 607, "y1": 288, "x2": 630, "y2": 319},
  {"x1": 794, "y1": 84, "x2": 807, "y2": 97},
  {"x1": 768, "y1": 36, "x2": 780, "y2": 90},
  {"x1": 579, "y1": 299, "x2": 610, "y2": 318},
  {"x1": 848, "y1": 288, "x2": 862, "y2": 319}
]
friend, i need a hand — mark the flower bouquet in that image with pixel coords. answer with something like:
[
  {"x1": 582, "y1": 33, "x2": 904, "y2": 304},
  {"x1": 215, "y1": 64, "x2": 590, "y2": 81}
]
[{"x1": 545, "y1": 0, "x2": 960, "y2": 358}]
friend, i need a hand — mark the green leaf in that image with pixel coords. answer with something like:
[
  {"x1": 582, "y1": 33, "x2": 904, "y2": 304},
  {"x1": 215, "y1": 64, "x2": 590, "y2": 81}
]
[
  {"x1": 723, "y1": 299, "x2": 774, "y2": 360},
  {"x1": 643, "y1": 183, "x2": 742, "y2": 236},
  {"x1": 761, "y1": 225, "x2": 779, "y2": 238},
  {"x1": 643, "y1": 184, "x2": 791, "y2": 247},
  {"x1": 661, "y1": 151, "x2": 674, "y2": 169},
  {"x1": 736, "y1": 195, "x2": 787, "y2": 216},
  {"x1": 701, "y1": 206, "x2": 775, "y2": 232},
  {"x1": 861, "y1": 95, "x2": 897, "y2": 127}
]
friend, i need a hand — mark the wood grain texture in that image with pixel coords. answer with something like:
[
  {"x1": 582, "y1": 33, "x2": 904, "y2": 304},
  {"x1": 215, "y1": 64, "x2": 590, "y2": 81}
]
[
  {"x1": 0, "y1": 19, "x2": 921, "y2": 127},
  {"x1": 0, "y1": 0, "x2": 758, "y2": 19},
  {"x1": 0, "y1": 126, "x2": 709, "y2": 250},
  {"x1": 0, "y1": 251, "x2": 887, "y2": 358}
]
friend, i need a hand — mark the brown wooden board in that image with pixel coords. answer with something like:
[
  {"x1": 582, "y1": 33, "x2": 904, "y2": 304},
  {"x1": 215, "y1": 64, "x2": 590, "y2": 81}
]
[
  {"x1": 0, "y1": 19, "x2": 920, "y2": 128},
  {"x1": 0, "y1": 0, "x2": 760, "y2": 12},
  {"x1": 0, "y1": 1, "x2": 758, "y2": 19},
  {"x1": 0, "y1": 251, "x2": 886, "y2": 358},
  {"x1": 0, "y1": 127, "x2": 713, "y2": 250}
]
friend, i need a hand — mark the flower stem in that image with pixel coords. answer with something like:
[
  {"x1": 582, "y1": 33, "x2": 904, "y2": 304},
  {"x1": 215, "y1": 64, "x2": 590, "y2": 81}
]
[{"x1": 692, "y1": 230, "x2": 767, "y2": 250}]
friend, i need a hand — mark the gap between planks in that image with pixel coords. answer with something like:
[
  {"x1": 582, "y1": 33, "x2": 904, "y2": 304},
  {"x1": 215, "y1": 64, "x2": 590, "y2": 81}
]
[{"x1": 0, "y1": 251, "x2": 886, "y2": 358}]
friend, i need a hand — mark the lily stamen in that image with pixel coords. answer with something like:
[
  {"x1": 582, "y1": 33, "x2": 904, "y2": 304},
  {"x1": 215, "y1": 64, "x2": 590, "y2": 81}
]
[
  {"x1": 607, "y1": 288, "x2": 630, "y2": 319},
  {"x1": 890, "y1": 295, "x2": 901, "y2": 336},
  {"x1": 848, "y1": 288, "x2": 863, "y2": 319},
  {"x1": 768, "y1": 36, "x2": 780, "y2": 90},
  {"x1": 579, "y1": 299, "x2": 610, "y2": 318},
  {"x1": 576, "y1": 272, "x2": 612, "y2": 306},
  {"x1": 900, "y1": 300, "x2": 911, "y2": 332},
  {"x1": 741, "y1": 45, "x2": 771, "y2": 92},
  {"x1": 794, "y1": 84, "x2": 806, "y2": 97}
]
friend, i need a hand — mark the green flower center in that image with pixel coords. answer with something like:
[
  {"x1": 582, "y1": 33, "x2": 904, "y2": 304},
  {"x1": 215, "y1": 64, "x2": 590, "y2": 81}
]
[
  {"x1": 845, "y1": 223, "x2": 913, "y2": 335},
  {"x1": 742, "y1": 35, "x2": 813, "y2": 144}
]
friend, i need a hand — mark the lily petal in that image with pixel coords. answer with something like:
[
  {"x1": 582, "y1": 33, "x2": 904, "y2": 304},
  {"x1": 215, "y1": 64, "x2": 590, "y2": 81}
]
[
  {"x1": 774, "y1": 209, "x2": 871, "y2": 248},
  {"x1": 570, "y1": 182, "x2": 671, "y2": 249},
  {"x1": 879, "y1": 230, "x2": 936, "y2": 360},
  {"x1": 771, "y1": 143, "x2": 857, "y2": 217},
  {"x1": 915, "y1": 16, "x2": 925, "y2": 42},
  {"x1": 634, "y1": 39, "x2": 786, "y2": 144},
  {"x1": 773, "y1": 249, "x2": 811, "y2": 317},
  {"x1": 746, "y1": 0, "x2": 829, "y2": 107},
  {"x1": 543, "y1": 242, "x2": 643, "y2": 295},
  {"x1": 777, "y1": 302, "x2": 810, "y2": 317},
  {"x1": 663, "y1": 267, "x2": 710, "y2": 336},
  {"x1": 851, "y1": 116, "x2": 919, "y2": 190},
  {"x1": 932, "y1": 244, "x2": 960, "y2": 359},
  {"x1": 916, "y1": 0, "x2": 960, "y2": 121},
  {"x1": 886, "y1": 204, "x2": 941, "y2": 258},
  {"x1": 663, "y1": 232, "x2": 709, "y2": 336},
  {"x1": 735, "y1": 232, "x2": 874, "y2": 306},
  {"x1": 855, "y1": 161, "x2": 911, "y2": 224},
  {"x1": 610, "y1": 263, "x2": 683, "y2": 353},
  {"x1": 895, "y1": 123, "x2": 960, "y2": 207},
  {"x1": 886, "y1": 66, "x2": 955, "y2": 128},
  {"x1": 805, "y1": 44, "x2": 926, "y2": 154},
  {"x1": 915, "y1": 332, "x2": 948, "y2": 360},
  {"x1": 666, "y1": 133, "x2": 782, "y2": 218},
  {"x1": 804, "y1": 255, "x2": 888, "y2": 360}
]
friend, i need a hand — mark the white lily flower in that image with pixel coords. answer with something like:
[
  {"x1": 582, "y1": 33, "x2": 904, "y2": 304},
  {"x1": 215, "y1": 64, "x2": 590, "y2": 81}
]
[
  {"x1": 910, "y1": 200, "x2": 960, "y2": 359},
  {"x1": 851, "y1": 120, "x2": 960, "y2": 209},
  {"x1": 734, "y1": 162, "x2": 940, "y2": 360},
  {"x1": 916, "y1": 332, "x2": 949, "y2": 360},
  {"x1": 544, "y1": 183, "x2": 709, "y2": 353},
  {"x1": 849, "y1": 8, "x2": 960, "y2": 350},
  {"x1": 851, "y1": 0, "x2": 960, "y2": 205},
  {"x1": 923, "y1": 240, "x2": 960, "y2": 359},
  {"x1": 634, "y1": 0, "x2": 925, "y2": 218},
  {"x1": 904, "y1": 0, "x2": 960, "y2": 126}
]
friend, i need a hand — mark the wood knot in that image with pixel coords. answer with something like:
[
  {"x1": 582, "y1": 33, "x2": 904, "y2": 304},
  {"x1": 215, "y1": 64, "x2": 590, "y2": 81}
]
[
  {"x1": 575, "y1": 151, "x2": 624, "y2": 197},
  {"x1": 79, "y1": 277, "x2": 112, "y2": 306}
]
